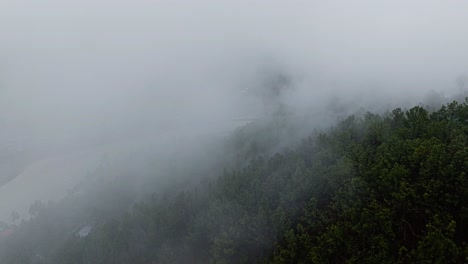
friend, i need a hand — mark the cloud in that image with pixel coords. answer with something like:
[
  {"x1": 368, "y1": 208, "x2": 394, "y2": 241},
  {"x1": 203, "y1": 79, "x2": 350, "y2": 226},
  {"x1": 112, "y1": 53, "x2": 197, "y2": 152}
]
[{"x1": 0, "y1": 0, "x2": 466, "y2": 167}]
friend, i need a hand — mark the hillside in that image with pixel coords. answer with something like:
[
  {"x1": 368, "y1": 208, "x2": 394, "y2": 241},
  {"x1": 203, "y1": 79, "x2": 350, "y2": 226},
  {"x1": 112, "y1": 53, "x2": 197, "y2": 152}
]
[{"x1": 0, "y1": 99, "x2": 467, "y2": 263}]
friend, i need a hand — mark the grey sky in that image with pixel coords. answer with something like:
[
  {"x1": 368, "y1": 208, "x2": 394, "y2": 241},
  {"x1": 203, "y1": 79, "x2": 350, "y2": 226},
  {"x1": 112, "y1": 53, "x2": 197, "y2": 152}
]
[{"x1": 0, "y1": 0, "x2": 467, "y2": 148}]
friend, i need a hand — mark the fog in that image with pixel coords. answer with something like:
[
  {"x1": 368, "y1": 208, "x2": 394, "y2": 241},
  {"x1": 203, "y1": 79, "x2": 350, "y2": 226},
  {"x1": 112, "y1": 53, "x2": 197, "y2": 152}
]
[{"x1": 0, "y1": 0, "x2": 468, "y2": 223}]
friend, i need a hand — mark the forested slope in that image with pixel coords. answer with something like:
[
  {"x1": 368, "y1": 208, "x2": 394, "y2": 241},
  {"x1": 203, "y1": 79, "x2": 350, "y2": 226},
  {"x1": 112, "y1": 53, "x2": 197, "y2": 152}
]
[{"x1": 1, "y1": 99, "x2": 467, "y2": 263}]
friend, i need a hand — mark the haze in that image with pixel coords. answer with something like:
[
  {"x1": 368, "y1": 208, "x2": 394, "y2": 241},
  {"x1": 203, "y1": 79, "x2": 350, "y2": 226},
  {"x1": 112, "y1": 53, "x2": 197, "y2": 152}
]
[{"x1": 0, "y1": 0, "x2": 468, "y2": 222}]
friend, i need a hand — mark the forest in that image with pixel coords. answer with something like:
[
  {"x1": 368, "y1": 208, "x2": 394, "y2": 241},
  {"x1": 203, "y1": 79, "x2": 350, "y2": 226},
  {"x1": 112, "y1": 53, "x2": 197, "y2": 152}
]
[
  {"x1": 0, "y1": 97, "x2": 467, "y2": 263},
  {"x1": 2, "y1": 1, "x2": 468, "y2": 263}
]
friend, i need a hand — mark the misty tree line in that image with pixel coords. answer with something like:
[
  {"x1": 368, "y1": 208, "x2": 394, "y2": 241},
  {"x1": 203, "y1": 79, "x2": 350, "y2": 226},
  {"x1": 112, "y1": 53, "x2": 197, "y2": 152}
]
[{"x1": 1, "y1": 98, "x2": 468, "y2": 263}]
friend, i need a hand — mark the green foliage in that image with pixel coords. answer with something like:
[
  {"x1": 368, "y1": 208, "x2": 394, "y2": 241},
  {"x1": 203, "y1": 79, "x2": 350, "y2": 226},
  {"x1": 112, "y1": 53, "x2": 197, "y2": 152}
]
[
  {"x1": 270, "y1": 100, "x2": 468, "y2": 263},
  {"x1": 1, "y1": 99, "x2": 467, "y2": 263}
]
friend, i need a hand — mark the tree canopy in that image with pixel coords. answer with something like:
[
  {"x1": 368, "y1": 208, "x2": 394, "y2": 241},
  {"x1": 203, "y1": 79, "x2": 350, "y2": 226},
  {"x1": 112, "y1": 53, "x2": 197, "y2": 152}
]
[{"x1": 1, "y1": 99, "x2": 467, "y2": 263}]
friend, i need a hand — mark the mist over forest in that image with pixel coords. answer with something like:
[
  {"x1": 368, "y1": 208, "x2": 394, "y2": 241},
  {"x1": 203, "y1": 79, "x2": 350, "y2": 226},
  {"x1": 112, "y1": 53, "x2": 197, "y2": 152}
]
[{"x1": 0, "y1": 1, "x2": 467, "y2": 263}]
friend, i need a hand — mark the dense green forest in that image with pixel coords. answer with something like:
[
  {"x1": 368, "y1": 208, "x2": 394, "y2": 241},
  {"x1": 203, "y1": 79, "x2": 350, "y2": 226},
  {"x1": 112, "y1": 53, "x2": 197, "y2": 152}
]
[{"x1": 1, "y1": 99, "x2": 467, "y2": 263}]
